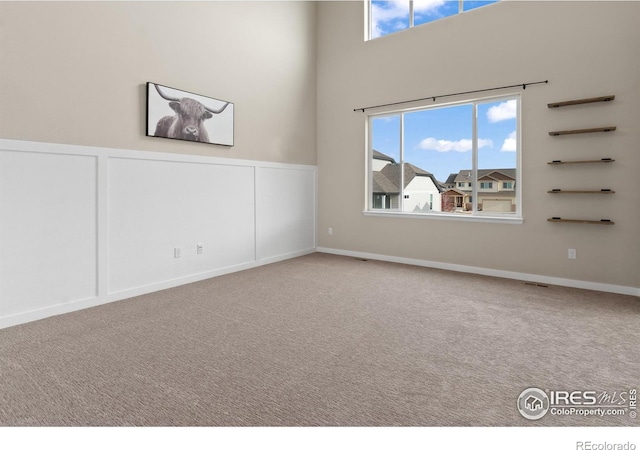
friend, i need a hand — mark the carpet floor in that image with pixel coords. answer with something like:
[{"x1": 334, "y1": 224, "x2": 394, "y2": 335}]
[{"x1": 1, "y1": 253, "x2": 638, "y2": 426}]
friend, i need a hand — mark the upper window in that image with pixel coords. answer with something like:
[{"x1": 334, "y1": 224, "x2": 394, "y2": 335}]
[
  {"x1": 368, "y1": 0, "x2": 500, "y2": 40},
  {"x1": 368, "y1": 94, "x2": 520, "y2": 219}
]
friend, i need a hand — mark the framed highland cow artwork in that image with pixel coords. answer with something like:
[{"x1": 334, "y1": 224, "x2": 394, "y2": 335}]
[{"x1": 146, "y1": 82, "x2": 234, "y2": 147}]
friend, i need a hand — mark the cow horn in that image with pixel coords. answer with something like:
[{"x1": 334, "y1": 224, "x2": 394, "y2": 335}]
[
  {"x1": 154, "y1": 84, "x2": 181, "y2": 102},
  {"x1": 155, "y1": 83, "x2": 230, "y2": 114},
  {"x1": 204, "y1": 102, "x2": 230, "y2": 115}
]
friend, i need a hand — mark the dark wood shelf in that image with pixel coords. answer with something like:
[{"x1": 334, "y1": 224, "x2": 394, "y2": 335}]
[
  {"x1": 546, "y1": 96, "x2": 618, "y2": 225},
  {"x1": 549, "y1": 127, "x2": 616, "y2": 136},
  {"x1": 548, "y1": 189, "x2": 615, "y2": 194},
  {"x1": 547, "y1": 95, "x2": 615, "y2": 108},
  {"x1": 548, "y1": 158, "x2": 615, "y2": 165},
  {"x1": 548, "y1": 218, "x2": 614, "y2": 225}
]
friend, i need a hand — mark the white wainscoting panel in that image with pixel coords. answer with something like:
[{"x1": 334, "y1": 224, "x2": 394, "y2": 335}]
[
  {"x1": 108, "y1": 158, "x2": 256, "y2": 294},
  {"x1": 257, "y1": 166, "x2": 317, "y2": 263},
  {"x1": 0, "y1": 150, "x2": 98, "y2": 318},
  {"x1": 0, "y1": 139, "x2": 317, "y2": 329}
]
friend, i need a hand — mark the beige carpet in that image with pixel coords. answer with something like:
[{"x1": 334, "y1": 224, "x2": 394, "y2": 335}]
[{"x1": 0, "y1": 253, "x2": 638, "y2": 426}]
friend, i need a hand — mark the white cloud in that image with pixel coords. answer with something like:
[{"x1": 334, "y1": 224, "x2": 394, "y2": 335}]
[
  {"x1": 419, "y1": 137, "x2": 493, "y2": 152},
  {"x1": 501, "y1": 131, "x2": 517, "y2": 152},
  {"x1": 371, "y1": 0, "x2": 445, "y2": 38},
  {"x1": 371, "y1": 1, "x2": 408, "y2": 38},
  {"x1": 487, "y1": 100, "x2": 517, "y2": 123},
  {"x1": 372, "y1": 0, "x2": 408, "y2": 21},
  {"x1": 413, "y1": 0, "x2": 446, "y2": 14}
]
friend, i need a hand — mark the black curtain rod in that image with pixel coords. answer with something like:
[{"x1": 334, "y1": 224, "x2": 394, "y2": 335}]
[{"x1": 353, "y1": 80, "x2": 548, "y2": 112}]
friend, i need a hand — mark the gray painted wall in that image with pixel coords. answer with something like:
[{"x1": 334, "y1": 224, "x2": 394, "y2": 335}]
[
  {"x1": 0, "y1": 1, "x2": 317, "y2": 165},
  {"x1": 317, "y1": 1, "x2": 640, "y2": 289}
]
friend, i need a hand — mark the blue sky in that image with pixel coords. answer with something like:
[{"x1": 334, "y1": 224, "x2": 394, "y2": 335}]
[
  {"x1": 371, "y1": 98, "x2": 518, "y2": 182},
  {"x1": 371, "y1": 0, "x2": 499, "y2": 39}
]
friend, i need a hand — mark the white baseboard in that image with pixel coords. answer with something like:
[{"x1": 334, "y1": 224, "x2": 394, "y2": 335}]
[
  {"x1": 3, "y1": 245, "x2": 635, "y2": 330},
  {"x1": 0, "y1": 249, "x2": 317, "y2": 330},
  {"x1": 257, "y1": 247, "x2": 317, "y2": 266},
  {"x1": 0, "y1": 260, "x2": 261, "y2": 330},
  {"x1": 316, "y1": 247, "x2": 640, "y2": 297}
]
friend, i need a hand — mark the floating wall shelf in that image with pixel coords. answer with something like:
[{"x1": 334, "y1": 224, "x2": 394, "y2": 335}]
[
  {"x1": 547, "y1": 218, "x2": 614, "y2": 225},
  {"x1": 547, "y1": 189, "x2": 615, "y2": 194},
  {"x1": 547, "y1": 95, "x2": 615, "y2": 108},
  {"x1": 549, "y1": 127, "x2": 616, "y2": 136},
  {"x1": 547, "y1": 158, "x2": 615, "y2": 165},
  {"x1": 546, "y1": 95, "x2": 617, "y2": 225}
]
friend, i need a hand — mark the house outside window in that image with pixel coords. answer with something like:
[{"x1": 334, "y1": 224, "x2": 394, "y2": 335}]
[{"x1": 367, "y1": 94, "x2": 521, "y2": 221}]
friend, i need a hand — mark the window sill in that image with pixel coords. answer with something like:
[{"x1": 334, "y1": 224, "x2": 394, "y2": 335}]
[{"x1": 363, "y1": 210, "x2": 524, "y2": 224}]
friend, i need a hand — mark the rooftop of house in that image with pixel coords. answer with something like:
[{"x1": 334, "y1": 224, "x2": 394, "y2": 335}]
[
  {"x1": 444, "y1": 173, "x2": 458, "y2": 185},
  {"x1": 373, "y1": 150, "x2": 515, "y2": 193},
  {"x1": 372, "y1": 150, "x2": 397, "y2": 164},
  {"x1": 454, "y1": 169, "x2": 516, "y2": 183},
  {"x1": 372, "y1": 150, "x2": 442, "y2": 194},
  {"x1": 372, "y1": 170, "x2": 399, "y2": 195}
]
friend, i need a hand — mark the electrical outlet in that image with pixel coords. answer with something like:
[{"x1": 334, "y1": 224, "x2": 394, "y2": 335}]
[
  {"x1": 174, "y1": 247, "x2": 181, "y2": 258},
  {"x1": 197, "y1": 243, "x2": 204, "y2": 254},
  {"x1": 328, "y1": 227, "x2": 333, "y2": 235},
  {"x1": 568, "y1": 248, "x2": 576, "y2": 260}
]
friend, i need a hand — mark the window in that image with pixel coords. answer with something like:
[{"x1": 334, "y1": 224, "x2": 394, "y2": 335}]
[
  {"x1": 368, "y1": 94, "x2": 520, "y2": 220},
  {"x1": 368, "y1": 0, "x2": 500, "y2": 40}
]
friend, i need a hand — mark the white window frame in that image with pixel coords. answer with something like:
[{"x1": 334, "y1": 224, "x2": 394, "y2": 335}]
[
  {"x1": 366, "y1": 0, "x2": 500, "y2": 41},
  {"x1": 365, "y1": 93, "x2": 522, "y2": 224}
]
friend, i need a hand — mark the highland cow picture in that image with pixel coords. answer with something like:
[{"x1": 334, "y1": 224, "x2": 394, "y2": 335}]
[{"x1": 146, "y1": 82, "x2": 234, "y2": 147}]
